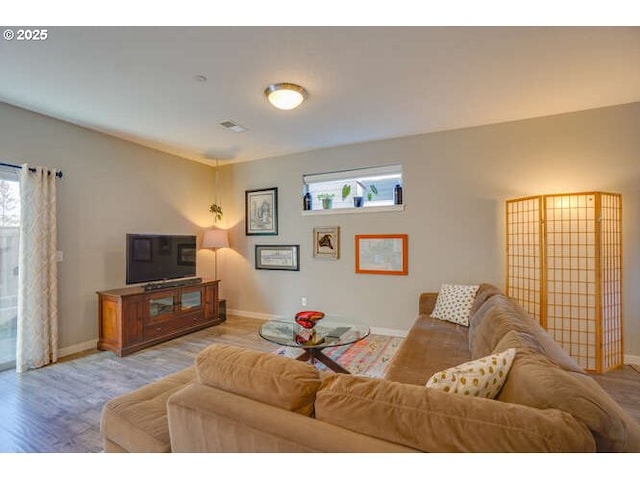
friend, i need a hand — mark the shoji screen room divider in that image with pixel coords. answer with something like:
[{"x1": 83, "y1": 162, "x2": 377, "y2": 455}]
[{"x1": 506, "y1": 192, "x2": 623, "y2": 373}]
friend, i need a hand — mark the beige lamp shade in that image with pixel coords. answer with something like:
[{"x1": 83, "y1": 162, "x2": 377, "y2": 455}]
[{"x1": 202, "y1": 229, "x2": 229, "y2": 249}]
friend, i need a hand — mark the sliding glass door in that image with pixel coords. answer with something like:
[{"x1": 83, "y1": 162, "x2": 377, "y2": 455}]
[{"x1": 0, "y1": 168, "x2": 20, "y2": 371}]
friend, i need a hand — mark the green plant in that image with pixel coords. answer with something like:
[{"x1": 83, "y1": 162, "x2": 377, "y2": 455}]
[
  {"x1": 341, "y1": 184, "x2": 351, "y2": 200},
  {"x1": 318, "y1": 193, "x2": 335, "y2": 209},
  {"x1": 209, "y1": 203, "x2": 223, "y2": 222},
  {"x1": 366, "y1": 184, "x2": 379, "y2": 201},
  {"x1": 341, "y1": 181, "x2": 378, "y2": 201},
  {"x1": 317, "y1": 193, "x2": 335, "y2": 201}
]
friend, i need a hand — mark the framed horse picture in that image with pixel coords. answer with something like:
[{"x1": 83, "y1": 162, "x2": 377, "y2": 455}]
[{"x1": 313, "y1": 226, "x2": 340, "y2": 260}]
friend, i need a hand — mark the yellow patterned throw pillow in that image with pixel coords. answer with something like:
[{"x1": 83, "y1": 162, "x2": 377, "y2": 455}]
[
  {"x1": 425, "y1": 348, "x2": 516, "y2": 399},
  {"x1": 431, "y1": 283, "x2": 479, "y2": 327}
]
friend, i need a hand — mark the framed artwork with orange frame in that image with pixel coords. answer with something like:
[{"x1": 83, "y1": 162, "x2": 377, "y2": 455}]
[{"x1": 355, "y1": 234, "x2": 408, "y2": 275}]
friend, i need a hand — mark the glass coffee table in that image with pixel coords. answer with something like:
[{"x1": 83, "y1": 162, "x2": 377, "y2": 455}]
[{"x1": 259, "y1": 316, "x2": 370, "y2": 374}]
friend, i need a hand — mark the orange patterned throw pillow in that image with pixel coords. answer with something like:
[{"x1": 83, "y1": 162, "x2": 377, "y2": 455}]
[
  {"x1": 431, "y1": 283, "x2": 479, "y2": 327},
  {"x1": 425, "y1": 348, "x2": 516, "y2": 399}
]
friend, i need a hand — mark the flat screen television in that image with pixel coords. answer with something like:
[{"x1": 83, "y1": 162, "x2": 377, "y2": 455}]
[{"x1": 126, "y1": 234, "x2": 197, "y2": 285}]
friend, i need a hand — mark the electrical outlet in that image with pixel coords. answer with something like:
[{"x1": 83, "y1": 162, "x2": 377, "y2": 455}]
[{"x1": 301, "y1": 296, "x2": 307, "y2": 307}]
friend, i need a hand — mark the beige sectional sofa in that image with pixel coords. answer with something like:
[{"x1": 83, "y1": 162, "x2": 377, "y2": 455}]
[{"x1": 101, "y1": 283, "x2": 640, "y2": 452}]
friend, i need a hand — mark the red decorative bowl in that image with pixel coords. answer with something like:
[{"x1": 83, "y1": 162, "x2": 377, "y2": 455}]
[{"x1": 295, "y1": 310, "x2": 325, "y2": 329}]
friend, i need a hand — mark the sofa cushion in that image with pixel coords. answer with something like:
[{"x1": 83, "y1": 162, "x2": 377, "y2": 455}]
[
  {"x1": 384, "y1": 315, "x2": 472, "y2": 385},
  {"x1": 494, "y1": 330, "x2": 640, "y2": 452},
  {"x1": 426, "y1": 348, "x2": 516, "y2": 398},
  {"x1": 468, "y1": 283, "x2": 503, "y2": 320},
  {"x1": 100, "y1": 366, "x2": 196, "y2": 452},
  {"x1": 469, "y1": 294, "x2": 584, "y2": 374},
  {"x1": 195, "y1": 344, "x2": 321, "y2": 416},
  {"x1": 469, "y1": 295, "x2": 538, "y2": 357},
  {"x1": 315, "y1": 374, "x2": 595, "y2": 452}
]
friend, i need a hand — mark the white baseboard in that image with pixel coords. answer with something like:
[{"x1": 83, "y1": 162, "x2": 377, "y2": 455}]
[
  {"x1": 624, "y1": 354, "x2": 640, "y2": 365},
  {"x1": 58, "y1": 339, "x2": 97, "y2": 358},
  {"x1": 229, "y1": 309, "x2": 408, "y2": 338},
  {"x1": 228, "y1": 309, "x2": 278, "y2": 321},
  {"x1": 370, "y1": 327, "x2": 408, "y2": 338}
]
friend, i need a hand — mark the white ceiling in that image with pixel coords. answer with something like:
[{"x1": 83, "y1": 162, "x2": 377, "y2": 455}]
[{"x1": 1, "y1": 26, "x2": 640, "y2": 166}]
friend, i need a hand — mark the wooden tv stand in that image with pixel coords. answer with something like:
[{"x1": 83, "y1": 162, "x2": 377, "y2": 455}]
[{"x1": 97, "y1": 278, "x2": 222, "y2": 357}]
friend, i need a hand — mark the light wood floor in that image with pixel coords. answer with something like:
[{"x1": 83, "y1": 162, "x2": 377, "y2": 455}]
[
  {"x1": 0, "y1": 314, "x2": 639, "y2": 453},
  {"x1": 0, "y1": 315, "x2": 272, "y2": 453}
]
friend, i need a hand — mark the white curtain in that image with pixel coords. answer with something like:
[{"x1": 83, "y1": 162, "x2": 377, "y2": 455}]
[{"x1": 16, "y1": 164, "x2": 58, "y2": 372}]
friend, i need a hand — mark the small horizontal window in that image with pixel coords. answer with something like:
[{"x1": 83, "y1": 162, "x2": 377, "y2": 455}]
[{"x1": 302, "y1": 164, "x2": 403, "y2": 211}]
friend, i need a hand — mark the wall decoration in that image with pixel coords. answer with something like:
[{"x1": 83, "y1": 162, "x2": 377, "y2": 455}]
[
  {"x1": 313, "y1": 226, "x2": 340, "y2": 260},
  {"x1": 355, "y1": 234, "x2": 408, "y2": 275},
  {"x1": 246, "y1": 187, "x2": 278, "y2": 235},
  {"x1": 255, "y1": 244, "x2": 300, "y2": 271}
]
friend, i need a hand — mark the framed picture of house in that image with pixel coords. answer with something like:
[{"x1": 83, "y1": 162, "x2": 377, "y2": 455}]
[
  {"x1": 355, "y1": 234, "x2": 408, "y2": 275},
  {"x1": 246, "y1": 187, "x2": 278, "y2": 235},
  {"x1": 255, "y1": 245, "x2": 299, "y2": 271},
  {"x1": 313, "y1": 226, "x2": 340, "y2": 260}
]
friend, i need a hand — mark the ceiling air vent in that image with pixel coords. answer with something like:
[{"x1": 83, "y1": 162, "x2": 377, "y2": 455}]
[{"x1": 220, "y1": 120, "x2": 248, "y2": 133}]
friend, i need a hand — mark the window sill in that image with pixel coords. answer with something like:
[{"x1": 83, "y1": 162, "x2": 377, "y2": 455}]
[{"x1": 300, "y1": 204, "x2": 405, "y2": 216}]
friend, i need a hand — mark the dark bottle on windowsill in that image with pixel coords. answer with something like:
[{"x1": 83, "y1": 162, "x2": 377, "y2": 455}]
[
  {"x1": 394, "y1": 184, "x2": 403, "y2": 205},
  {"x1": 303, "y1": 192, "x2": 312, "y2": 210}
]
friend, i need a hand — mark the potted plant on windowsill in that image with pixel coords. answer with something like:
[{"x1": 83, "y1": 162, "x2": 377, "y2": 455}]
[
  {"x1": 318, "y1": 193, "x2": 335, "y2": 209},
  {"x1": 342, "y1": 181, "x2": 378, "y2": 207}
]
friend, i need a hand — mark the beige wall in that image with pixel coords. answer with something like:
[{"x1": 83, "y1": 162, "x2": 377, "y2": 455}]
[
  {"x1": 217, "y1": 102, "x2": 640, "y2": 357},
  {"x1": 0, "y1": 102, "x2": 217, "y2": 354},
  {"x1": 2, "y1": 101, "x2": 639, "y2": 359}
]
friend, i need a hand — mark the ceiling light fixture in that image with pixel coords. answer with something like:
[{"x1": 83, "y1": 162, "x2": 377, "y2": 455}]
[{"x1": 264, "y1": 82, "x2": 308, "y2": 110}]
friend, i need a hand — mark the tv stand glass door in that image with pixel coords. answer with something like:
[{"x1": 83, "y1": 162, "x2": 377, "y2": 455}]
[
  {"x1": 149, "y1": 292, "x2": 175, "y2": 319},
  {"x1": 180, "y1": 288, "x2": 202, "y2": 311},
  {"x1": 148, "y1": 288, "x2": 203, "y2": 319}
]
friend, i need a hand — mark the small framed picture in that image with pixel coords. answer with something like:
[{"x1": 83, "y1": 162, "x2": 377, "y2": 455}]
[
  {"x1": 355, "y1": 234, "x2": 408, "y2": 275},
  {"x1": 313, "y1": 226, "x2": 340, "y2": 260},
  {"x1": 246, "y1": 187, "x2": 278, "y2": 235},
  {"x1": 255, "y1": 245, "x2": 300, "y2": 271}
]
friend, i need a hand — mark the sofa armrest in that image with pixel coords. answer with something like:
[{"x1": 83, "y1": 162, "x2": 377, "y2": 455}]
[
  {"x1": 419, "y1": 292, "x2": 438, "y2": 315},
  {"x1": 167, "y1": 383, "x2": 416, "y2": 453}
]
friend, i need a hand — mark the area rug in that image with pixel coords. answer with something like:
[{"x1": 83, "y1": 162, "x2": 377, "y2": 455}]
[
  {"x1": 630, "y1": 364, "x2": 640, "y2": 375},
  {"x1": 272, "y1": 334, "x2": 404, "y2": 377}
]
